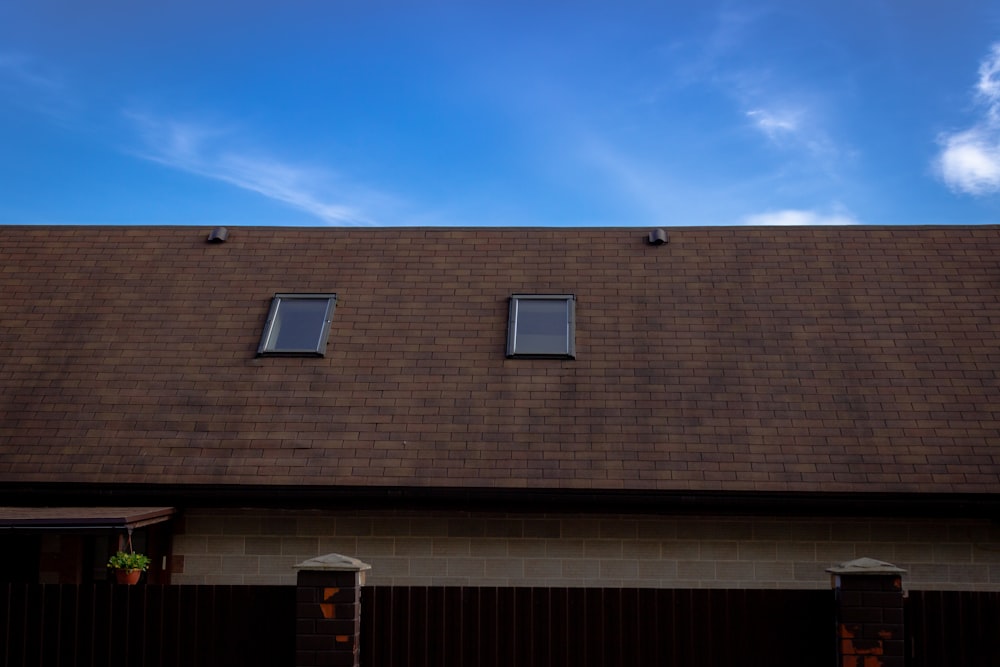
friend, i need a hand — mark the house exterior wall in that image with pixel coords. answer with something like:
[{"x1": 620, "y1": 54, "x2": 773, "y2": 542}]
[{"x1": 170, "y1": 508, "x2": 1000, "y2": 591}]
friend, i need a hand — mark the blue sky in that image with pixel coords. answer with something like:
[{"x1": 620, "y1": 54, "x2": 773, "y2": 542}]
[{"x1": 2, "y1": 1, "x2": 1000, "y2": 227}]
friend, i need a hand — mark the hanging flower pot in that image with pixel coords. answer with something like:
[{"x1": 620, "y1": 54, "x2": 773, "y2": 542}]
[
  {"x1": 115, "y1": 569, "x2": 142, "y2": 585},
  {"x1": 107, "y1": 551, "x2": 151, "y2": 584}
]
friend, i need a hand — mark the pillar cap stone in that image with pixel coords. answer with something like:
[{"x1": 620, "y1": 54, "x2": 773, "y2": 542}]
[
  {"x1": 826, "y1": 557, "x2": 906, "y2": 575},
  {"x1": 294, "y1": 552, "x2": 372, "y2": 572}
]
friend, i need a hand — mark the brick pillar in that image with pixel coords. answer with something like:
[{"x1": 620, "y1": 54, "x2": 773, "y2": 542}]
[
  {"x1": 294, "y1": 553, "x2": 371, "y2": 667},
  {"x1": 827, "y1": 557, "x2": 906, "y2": 667}
]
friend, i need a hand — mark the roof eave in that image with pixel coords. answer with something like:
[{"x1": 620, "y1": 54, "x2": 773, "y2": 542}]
[{"x1": 2, "y1": 482, "x2": 998, "y2": 520}]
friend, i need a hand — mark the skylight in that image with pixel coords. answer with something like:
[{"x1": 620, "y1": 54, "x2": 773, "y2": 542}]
[
  {"x1": 257, "y1": 294, "x2": 337, "y2": 356},
  {"x1": 506, "y1": 294, "x2": 576, "y2": 359}
]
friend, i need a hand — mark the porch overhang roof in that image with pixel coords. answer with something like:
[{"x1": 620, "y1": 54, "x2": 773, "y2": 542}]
[{"x1": 0, "y1": 506, "x2": 175, "y2": 530}]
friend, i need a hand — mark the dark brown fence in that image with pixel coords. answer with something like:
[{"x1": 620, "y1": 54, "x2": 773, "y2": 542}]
[
  {"x1": 5, "y1": 584, "x2": 999, "y2": 667},
  {"x1": 0, "y1": 584, "x2": 295, "y2": 667},
  {"x1": 360, "y1": 586, "x2": 835, "y2": 667},
  {"x1": 905, "y1": 590, "x2": 1000, "y2": 667}
]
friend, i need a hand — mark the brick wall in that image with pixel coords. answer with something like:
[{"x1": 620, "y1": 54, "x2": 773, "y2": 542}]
[{"x1": 170, "y1": 509, "x2": 1000, "y2": 590}]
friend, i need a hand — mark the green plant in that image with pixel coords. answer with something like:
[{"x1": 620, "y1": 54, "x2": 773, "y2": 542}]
[{"x1": 107, "y1": 550, "x2": 151, "y2": 572}]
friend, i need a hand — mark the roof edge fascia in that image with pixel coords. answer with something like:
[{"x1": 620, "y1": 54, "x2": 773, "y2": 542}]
[{"x1": 2, "y1": 483, "x2": 998, "y2": 519}]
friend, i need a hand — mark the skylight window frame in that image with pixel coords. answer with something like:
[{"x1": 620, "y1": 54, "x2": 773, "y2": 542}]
[
  {"x1": 257, "y1": 293, "x2": 338, "y2": 357},
  {"x1": 506, "y1": 294, "x2": 576, "y2": 359}
]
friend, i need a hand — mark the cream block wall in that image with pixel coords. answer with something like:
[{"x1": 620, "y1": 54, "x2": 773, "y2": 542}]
[{"x1": 170, "y1": 509, "x2": 1000, "y2": 590}]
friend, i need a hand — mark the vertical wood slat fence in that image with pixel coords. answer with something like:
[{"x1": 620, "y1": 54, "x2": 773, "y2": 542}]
[
  {"x1": 360, "y1": 587, "x2": 836, "y2": 667},
  {"x1": 0, "y1": 584, "x2": 295, "y2": 667},
  {"x1": 905, "y1": 590, "x2": 1000, "y2": 667},
  {"x1": 3, "y1": 584, "x2": 999, "y2": 667}
]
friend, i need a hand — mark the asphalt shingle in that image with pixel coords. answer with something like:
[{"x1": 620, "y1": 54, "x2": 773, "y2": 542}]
[{"x1": 1, "y1": 225, "x2": 998, "y2": 493}]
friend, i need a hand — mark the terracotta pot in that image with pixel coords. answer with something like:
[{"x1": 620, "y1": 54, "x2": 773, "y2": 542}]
[{"x1": 115, "y1": 569, "x2": 141, "y2": 585}]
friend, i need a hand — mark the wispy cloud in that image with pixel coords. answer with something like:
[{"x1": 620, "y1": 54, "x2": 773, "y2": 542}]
[
  {"x1": 575, "y1": 130, "x2": 863, "y2": 227},
  {"x1": 575, "y1": 134, "x2": 677, "y2": 221},
  {"x1": 739, "y1": 90, "x2": 841, "y2": 164},
  {"x1": 0, "y1": 52, "x2": 76, "y2": 120},
  {"x1": 746, "y1": 107, "x2": 800, "y2": 139},
  {"x1": 978, "y1": 43, "x2": 1000, "y2": 121},
  {"x1": 125, "y1": 111, "x2": 384, "y2": 225},
  {"x1": 691, "y1": 12, "x2": 844, "y2": 167},
  {"x1": 935, "y1": 43, "x2": 1000, "y2": 196},
  {"x1": 0, "y1": 53, "x2": 60, "y2": 91},
  {"x1": 741, "y1": 208, "x2": 860, "y2": 226}
]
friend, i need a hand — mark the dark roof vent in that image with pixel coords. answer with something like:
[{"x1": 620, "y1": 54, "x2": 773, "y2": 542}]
[
  {"x1": 647, "y1": 228, "x2": 668, "y2": 245},
  {"x1": 207, "y1": 227, "x2": 229, "y2": 243}
]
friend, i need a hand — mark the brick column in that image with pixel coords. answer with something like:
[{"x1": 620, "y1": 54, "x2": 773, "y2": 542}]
[
  {"x1": 294, "y1": 553, "x2": 371, "y2": 667},
  {"x1": 827, "y1": 557, "x2": 906, "y2": 667}
]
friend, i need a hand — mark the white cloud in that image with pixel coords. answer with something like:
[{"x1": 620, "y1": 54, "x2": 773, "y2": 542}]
[
  {"x1": 935, "y1": 43, "x2": 1000, "y2": 196},
  {"x1": 741, "y1": 209, "x2": 860, "y2": 226},
  {"x1": 124, "y1": 111, "x2": 380, "y2": 225},
  {"x1": 746, "y1": 108, "x2": 800, "y2": 139},
  {"x1": 742, "y1": 99, "x2": 842, "y2": 165},
  {"x1": 937, "y1": 128, "x2": 1000, "y2": 195},
  {"x1": 976, "y1": 43, "x2": 1000, "y2": 110},
  {"x1": 666, "y1": 11, "x2": 843, "y2": 165}
]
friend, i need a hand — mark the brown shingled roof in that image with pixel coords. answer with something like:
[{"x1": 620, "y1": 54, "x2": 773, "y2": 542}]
[{"x1": 1, "y1": 225, "x2": 998, "y2": 495}]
